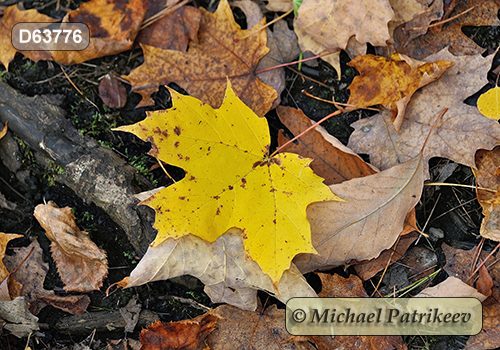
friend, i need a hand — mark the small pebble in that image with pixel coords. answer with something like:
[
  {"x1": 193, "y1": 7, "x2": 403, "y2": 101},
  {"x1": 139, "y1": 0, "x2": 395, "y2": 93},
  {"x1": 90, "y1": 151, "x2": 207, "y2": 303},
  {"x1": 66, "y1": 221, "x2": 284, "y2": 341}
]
[{"x1": 429, "y1": 227, "x2": 444, "y2": 240}]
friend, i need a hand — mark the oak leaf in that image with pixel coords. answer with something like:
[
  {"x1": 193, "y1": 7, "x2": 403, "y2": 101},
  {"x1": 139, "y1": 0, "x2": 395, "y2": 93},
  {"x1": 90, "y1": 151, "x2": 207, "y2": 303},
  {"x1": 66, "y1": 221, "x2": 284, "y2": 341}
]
[
  {"x1": 346, "y1": 53, "x2": 453, "y2": 130},
  {"x1": 125, "y1": 0, "x2": 277, "y2": 117},
  {"x1": 294, "y1": 152, "x2": 423, "y2": 273},
  {"x1": 294, "y1": 0, "x2": 394, "y2": 51},
  {"x1": 33, "y1": 201, "x2": 108, "y2": 292},
  {"x1": 474, "y1": 146, "x2": 500, "y2": 241},
  {"x1": 116, "y1": 82, "x2": 338, "y2": 286},
  {"x1": 394, "y1": 0, "x2": 500, "y2": 59},
  {"x1": 348, "y1": 49, "x2": 500, "y2": 178}
]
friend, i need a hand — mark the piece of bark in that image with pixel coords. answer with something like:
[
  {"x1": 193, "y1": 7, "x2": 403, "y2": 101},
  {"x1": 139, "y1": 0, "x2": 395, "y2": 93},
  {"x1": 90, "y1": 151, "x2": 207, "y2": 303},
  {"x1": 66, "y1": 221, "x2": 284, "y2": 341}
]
[
  {"x1": 0, "y1": 81, "x2": 156, "y2": 255},
  {"x1": 55, "y1": 309, "x2": 160, "y2": 334}
]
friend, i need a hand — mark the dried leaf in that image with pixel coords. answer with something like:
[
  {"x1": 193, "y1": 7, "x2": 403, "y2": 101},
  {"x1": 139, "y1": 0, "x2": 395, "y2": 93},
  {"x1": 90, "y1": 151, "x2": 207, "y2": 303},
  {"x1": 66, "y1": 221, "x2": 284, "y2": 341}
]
[
  {"x1": 294, "y1": 153, "x2": 423, "y2": 273},
  {"x1": 265, "y1": 0, "x2": 293, "y2": 12},
  {"x1": 135, "y1": 5, "x2": 201, "y2": 51},
  {"x1": 442, "y1": 242, "x2": 481, "y2": 281},
  {"x1": 120, "y1": 296, "x2": 141, "y2": 333},
  {"x1": 276, "y1": 106, "x2": 377, "y2": 185},
  {"x1": 295, "y1": 0, "x2": 394, "y2": 51},
  {"x1": 387, "y1": 0, "x2": 427, "y2": 42},
  {"x1": 0, "y1": 121, "x2": 7, "y2": 140},
  {"x1": 0, "y1": 5, "x2": 56, "y2": 70},
  {"x1": 125, "y1": 0, "x2": 277, "y2": 116},
  {"x1": 33, "y1": 201, "x2": 108, "y2": 292},
  {"x1": 0, "y1": 232, "x2": 23, "y2": 300},
  {"x1": 346, "y1": 53, "x2": 453, "y2": 130},
  {"x1": 477, "y1": 86, "x2": 500, "y2": 120},
  {"x1": 394, "y1": 0, "x2": 500, "y2": 59},
  {"x1": 354, "y1": 230, "x2": 419, "y2": 281},
  {"x1": 99, "y1": 74, "x2": 127, "y2": 109},
  {"x1": 465, "y1": 256, "x2": 500, "y2": 350},
  {"x1": 0, "y1": 297, "x2": 39, "y2": 338},
  {"x1": 124, "y1": 228, "x2": 317, "y2": 311},
  {"x1": 3, "y1": 239, "x2": 52, "y2": 314},
  {"x1": 51, "y1": 0, "x2": 147, "y2": 65},
  {"x1": 116, "y1": 82, "x2": 339, "y2": 285},
  {"x1": 475, "y1": 146, "x2": 500, "y2": 241},
  {"x1": 37, "y1": 294, "x2": 90, "y2": 315},
  {"x1": 140, "y1": 313, "x2": 217, "y2": 350},
  {"x1": 349, "y1": 49, "x2": 500, "y2": 178},
  {"x1": 207, "y1": 304, "x2": 313, "y2": 350},
  {"x1": 476, "y1": 264, "x2": 493, "y2": 297},
  {"x1": 416, "y1": 276, "x2": 488, "y2": 300}
]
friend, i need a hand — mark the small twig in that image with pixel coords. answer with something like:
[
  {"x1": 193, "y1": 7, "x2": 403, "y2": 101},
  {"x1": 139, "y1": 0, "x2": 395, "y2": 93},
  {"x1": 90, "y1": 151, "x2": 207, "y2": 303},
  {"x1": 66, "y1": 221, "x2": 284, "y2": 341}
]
[
  {"x1": 404, "y1": 0, "x2": 484, "y2": 31},
  {"x1": 301, "y1": 90, "x2": 381, "y2": 111},
  {"x1": 255, "y1": 50, "x2": 340, "y2": 75},
  {"x1": 270, "y1": 110, "x2": 342, "y2": 157},
  {"x1": 59, "y1": 65, "x2": 99, "y2": 110},
  {"x1": 470, "y1": 237, "x2": 485, "y2": 278},
  {"x1": 287, "y1": 67, "x2": 334, "y2": 90},
  {"x1": 424, "y1": 182, "x2": 496, "y2": 193},
  {"x1": 141, "y1": 0, "x2": 192, "y2": 29},
  {"x1": 234, "y1": 9, "x2": 294, "y2": 42},
  {"x1": 158, "y1": 295, "x2": 210, "y2": 312},
  {"x1": 466, "y1": 241, "x2": 500, "y2": 284},
  {"x1": 155, "y1": 156, "x2": 177, "y2": 183}
]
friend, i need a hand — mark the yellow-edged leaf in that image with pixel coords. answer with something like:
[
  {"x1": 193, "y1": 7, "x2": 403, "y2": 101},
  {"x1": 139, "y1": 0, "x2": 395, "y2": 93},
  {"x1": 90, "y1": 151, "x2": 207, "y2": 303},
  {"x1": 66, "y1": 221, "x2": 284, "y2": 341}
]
[
  {"x1": 115, "y1": 82, "x2": 340, "y2": 284},
  {"x1": 478, "y1": 86, "x2": 500, "y2": 120}
]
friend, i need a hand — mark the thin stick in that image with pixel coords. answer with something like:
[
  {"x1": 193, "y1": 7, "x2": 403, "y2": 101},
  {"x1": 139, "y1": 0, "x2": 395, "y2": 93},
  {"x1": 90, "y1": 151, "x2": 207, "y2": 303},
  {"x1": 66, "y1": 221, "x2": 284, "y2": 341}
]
[
  {"x1": 424, "y1": 182, "x2": 496, "y2": 193},
  {"x1": 270, "y1": 110, "x2": 342, "y2": 157},
  {"x1": 141, "y1": 0, "x2": 192, "y2": 29},
  {"x1": 371, "y1": 236, "x2": 401, "y2": 297},
  {"x1": 470, "y1": 237, "x2": 485, "y2": 277},
  {"x1": 155, "y1": 157, "x2": 177, "y2": 183},
  {"x1": 466, "y1": 241, "x2": 500, "y2": 284},
  {"x1": 287, "y1": 67, "x2": 334, "y2": 90},
  {"x1": 404, "y1": 0, "x2": 484, "y2": 31},
  {"x1": 301, "y1": 90, "x2": 381, "y2": 111},
  {"x1": 59, "y1": 65, "x2": 99, "y2": 110},
  {"x1": 234, "y1": 9, "x2": 294, "y2": 42},
  {"x1": 255, "y1": 50, "x2": 339, "y2": 75}
]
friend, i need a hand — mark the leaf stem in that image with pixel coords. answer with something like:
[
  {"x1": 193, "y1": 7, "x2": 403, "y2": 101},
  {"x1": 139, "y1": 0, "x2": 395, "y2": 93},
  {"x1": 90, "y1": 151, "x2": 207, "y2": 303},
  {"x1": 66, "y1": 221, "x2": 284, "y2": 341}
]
[
  {"x1": 255, "y1": 50, "x2": 339, "y2": 75},
  {"x1": 270, "y1": 109, "x2": 341, "y2": 157}
]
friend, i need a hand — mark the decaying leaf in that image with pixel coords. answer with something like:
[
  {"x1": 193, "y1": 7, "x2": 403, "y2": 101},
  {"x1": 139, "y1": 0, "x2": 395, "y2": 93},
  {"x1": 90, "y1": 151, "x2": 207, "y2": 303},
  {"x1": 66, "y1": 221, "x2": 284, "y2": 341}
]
[
  {"x1": 346, "y1": 53, "x2": 453, "y2": 130},
  {"x1": 124, "y1": 229, "x2": 317, "y2": 311},
  {"x1": 394, "y1": 0, "x2": 500, "y2": 59},
  {"x1": 295, "y1": 0, "x2": 394, "y2": 51},
  {"x1": 465, "y1": 255, "x2": 500, "y2": 350},
  {"x1": 387, "y1": 0, "x2": 427, "y2": 42},
  {"x1": 99, "y1": 74, "x2": 127, "y2": 109},
  {"x1": 116, "y1": 82, "x2": 339, "y2": 285},
  {"x1": 135, "y1": 4, "x2": 201, "y2": 51},
  {"x1": 442, "y1": 242, "x2": 484, "y2": 281},
  {"x1": 0, "y1": 5, "x2": 56, "y2": 70},
  {"x1": 33, "y1": 201, "x2": 108, "y2": 292},
  {"x1": 125, "y1": 0, "x2": 277, "y2": 117},
  {"x1": 313, "y1": 273, "x2": 407, "y2": 350},
  {"x1": 349, "y1": 49, "x2": 500, "y2": 178},
  {"x1": 0, "y1": 232, "x2": 23, "y2": 301},
  {"x1": 294, "y1": 152, "x2": 423, "y2": 273},
  {"x1": 3, "y1": 239, "x2": 53, "y2": 314},
  {"x1": 207, "y1": 304, "x2": 314, "y2": 350},
  {"x1": 474, "y1": 146, "x2": 500, "y2": 241},
  {"x1": 416, "y1": 276, "x2": 488, "y2": 300},
  {"x1": 276, "y1": 106, "x2": 377, "y2": 185},
  {"x1": 37, "y1": 294, "x2": 90, "y2": 315},
  {"x1": 50, "y1": 0, "x2": 147, "y2": 65},
  {"x1": 265, "y1": 0, "x2": 293, "y2": 12},
  {"x1": 140, "y1": 313, "x2": 217, "y2": 350},
  {"x1": 0, "y1": 297, "x2": 39, "y2": 338}
]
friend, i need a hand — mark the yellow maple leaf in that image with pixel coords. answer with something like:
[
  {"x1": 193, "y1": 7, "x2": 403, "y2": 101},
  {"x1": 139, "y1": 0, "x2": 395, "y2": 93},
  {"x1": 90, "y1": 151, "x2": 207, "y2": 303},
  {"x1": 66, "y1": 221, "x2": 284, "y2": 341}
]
[
  {"x1": 477, "y1": 86, "x2": 500, "y2": 120},
  {"x1": 115, "y1": 82, "x2": 340, "y2": 285}
]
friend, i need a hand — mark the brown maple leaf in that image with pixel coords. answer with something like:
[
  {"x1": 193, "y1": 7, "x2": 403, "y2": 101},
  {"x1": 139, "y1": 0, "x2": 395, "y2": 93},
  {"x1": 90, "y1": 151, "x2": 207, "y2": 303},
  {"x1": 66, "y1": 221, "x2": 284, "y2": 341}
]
[{"x1": 125, "y1": 0, "x2": 277, "y2": 116}]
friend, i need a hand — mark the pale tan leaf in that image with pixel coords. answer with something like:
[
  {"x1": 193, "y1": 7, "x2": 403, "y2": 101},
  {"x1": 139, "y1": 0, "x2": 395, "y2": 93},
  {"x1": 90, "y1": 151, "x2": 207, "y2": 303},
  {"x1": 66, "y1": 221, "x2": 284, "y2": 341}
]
[
  {"x1": 294, "y1": 154, "x2": 423, "y2": 273},
  {"x1": 124, "y1": 228, "x2": 316, "y2": 311},
  {"x1": 416, "y1": 276, "x2": 488, "y2": 301}
]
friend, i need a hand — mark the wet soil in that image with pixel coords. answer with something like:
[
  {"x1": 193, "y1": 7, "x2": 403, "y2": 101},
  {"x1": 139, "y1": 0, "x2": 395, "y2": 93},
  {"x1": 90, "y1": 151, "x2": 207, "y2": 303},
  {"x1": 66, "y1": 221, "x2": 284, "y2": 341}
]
[{"x1": 0, "y1": 1, "x2": 499, "y2": 349}]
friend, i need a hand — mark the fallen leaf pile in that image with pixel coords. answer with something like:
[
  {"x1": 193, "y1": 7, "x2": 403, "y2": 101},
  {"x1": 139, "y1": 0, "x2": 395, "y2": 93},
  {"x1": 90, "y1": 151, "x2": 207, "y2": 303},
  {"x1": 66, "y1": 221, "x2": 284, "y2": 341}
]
[{"x1": 3, "y1": 0, "x2": 500, "y2": 348}]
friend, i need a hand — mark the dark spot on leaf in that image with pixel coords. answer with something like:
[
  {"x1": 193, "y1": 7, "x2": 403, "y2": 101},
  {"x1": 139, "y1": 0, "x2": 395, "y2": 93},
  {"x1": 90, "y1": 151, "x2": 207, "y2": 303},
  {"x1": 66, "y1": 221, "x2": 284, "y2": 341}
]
[
  {"x1": 270, "y1": 188, "x2": 276, "y2": 192},
  {"x1": 273, "y1": 219, "x2": 276, "y2": 224},
  {"x1": 270, "y1": 158, "x2": 282, "y2": 166},
  {"x1": 190, "y1": 176, "x2": 196, "y2": 180},
  {"x1": 214, "y1": 195, "x2": 220, "y2": 200},
  {"x1": 228, "y1": 185, "x2": 233, "y2": 190},
  {"x1": 179, "y1": 196, "x2": 186, "y2": 200},
  {"x1": 177, "y1": 154, "x2": 183, "y2": 159},
  {"x1": 174, "y1": 141, "x2": 180, "y2": 147},
  {"x1": 174, "y1": 126, "x2": 181, "y2": 135},
  {"x1": 216, "y1": 207, "x2": 221, "y2": 215},
  {"x1": 241, "y1": 178, "x2": 247, "y2": 188}
]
